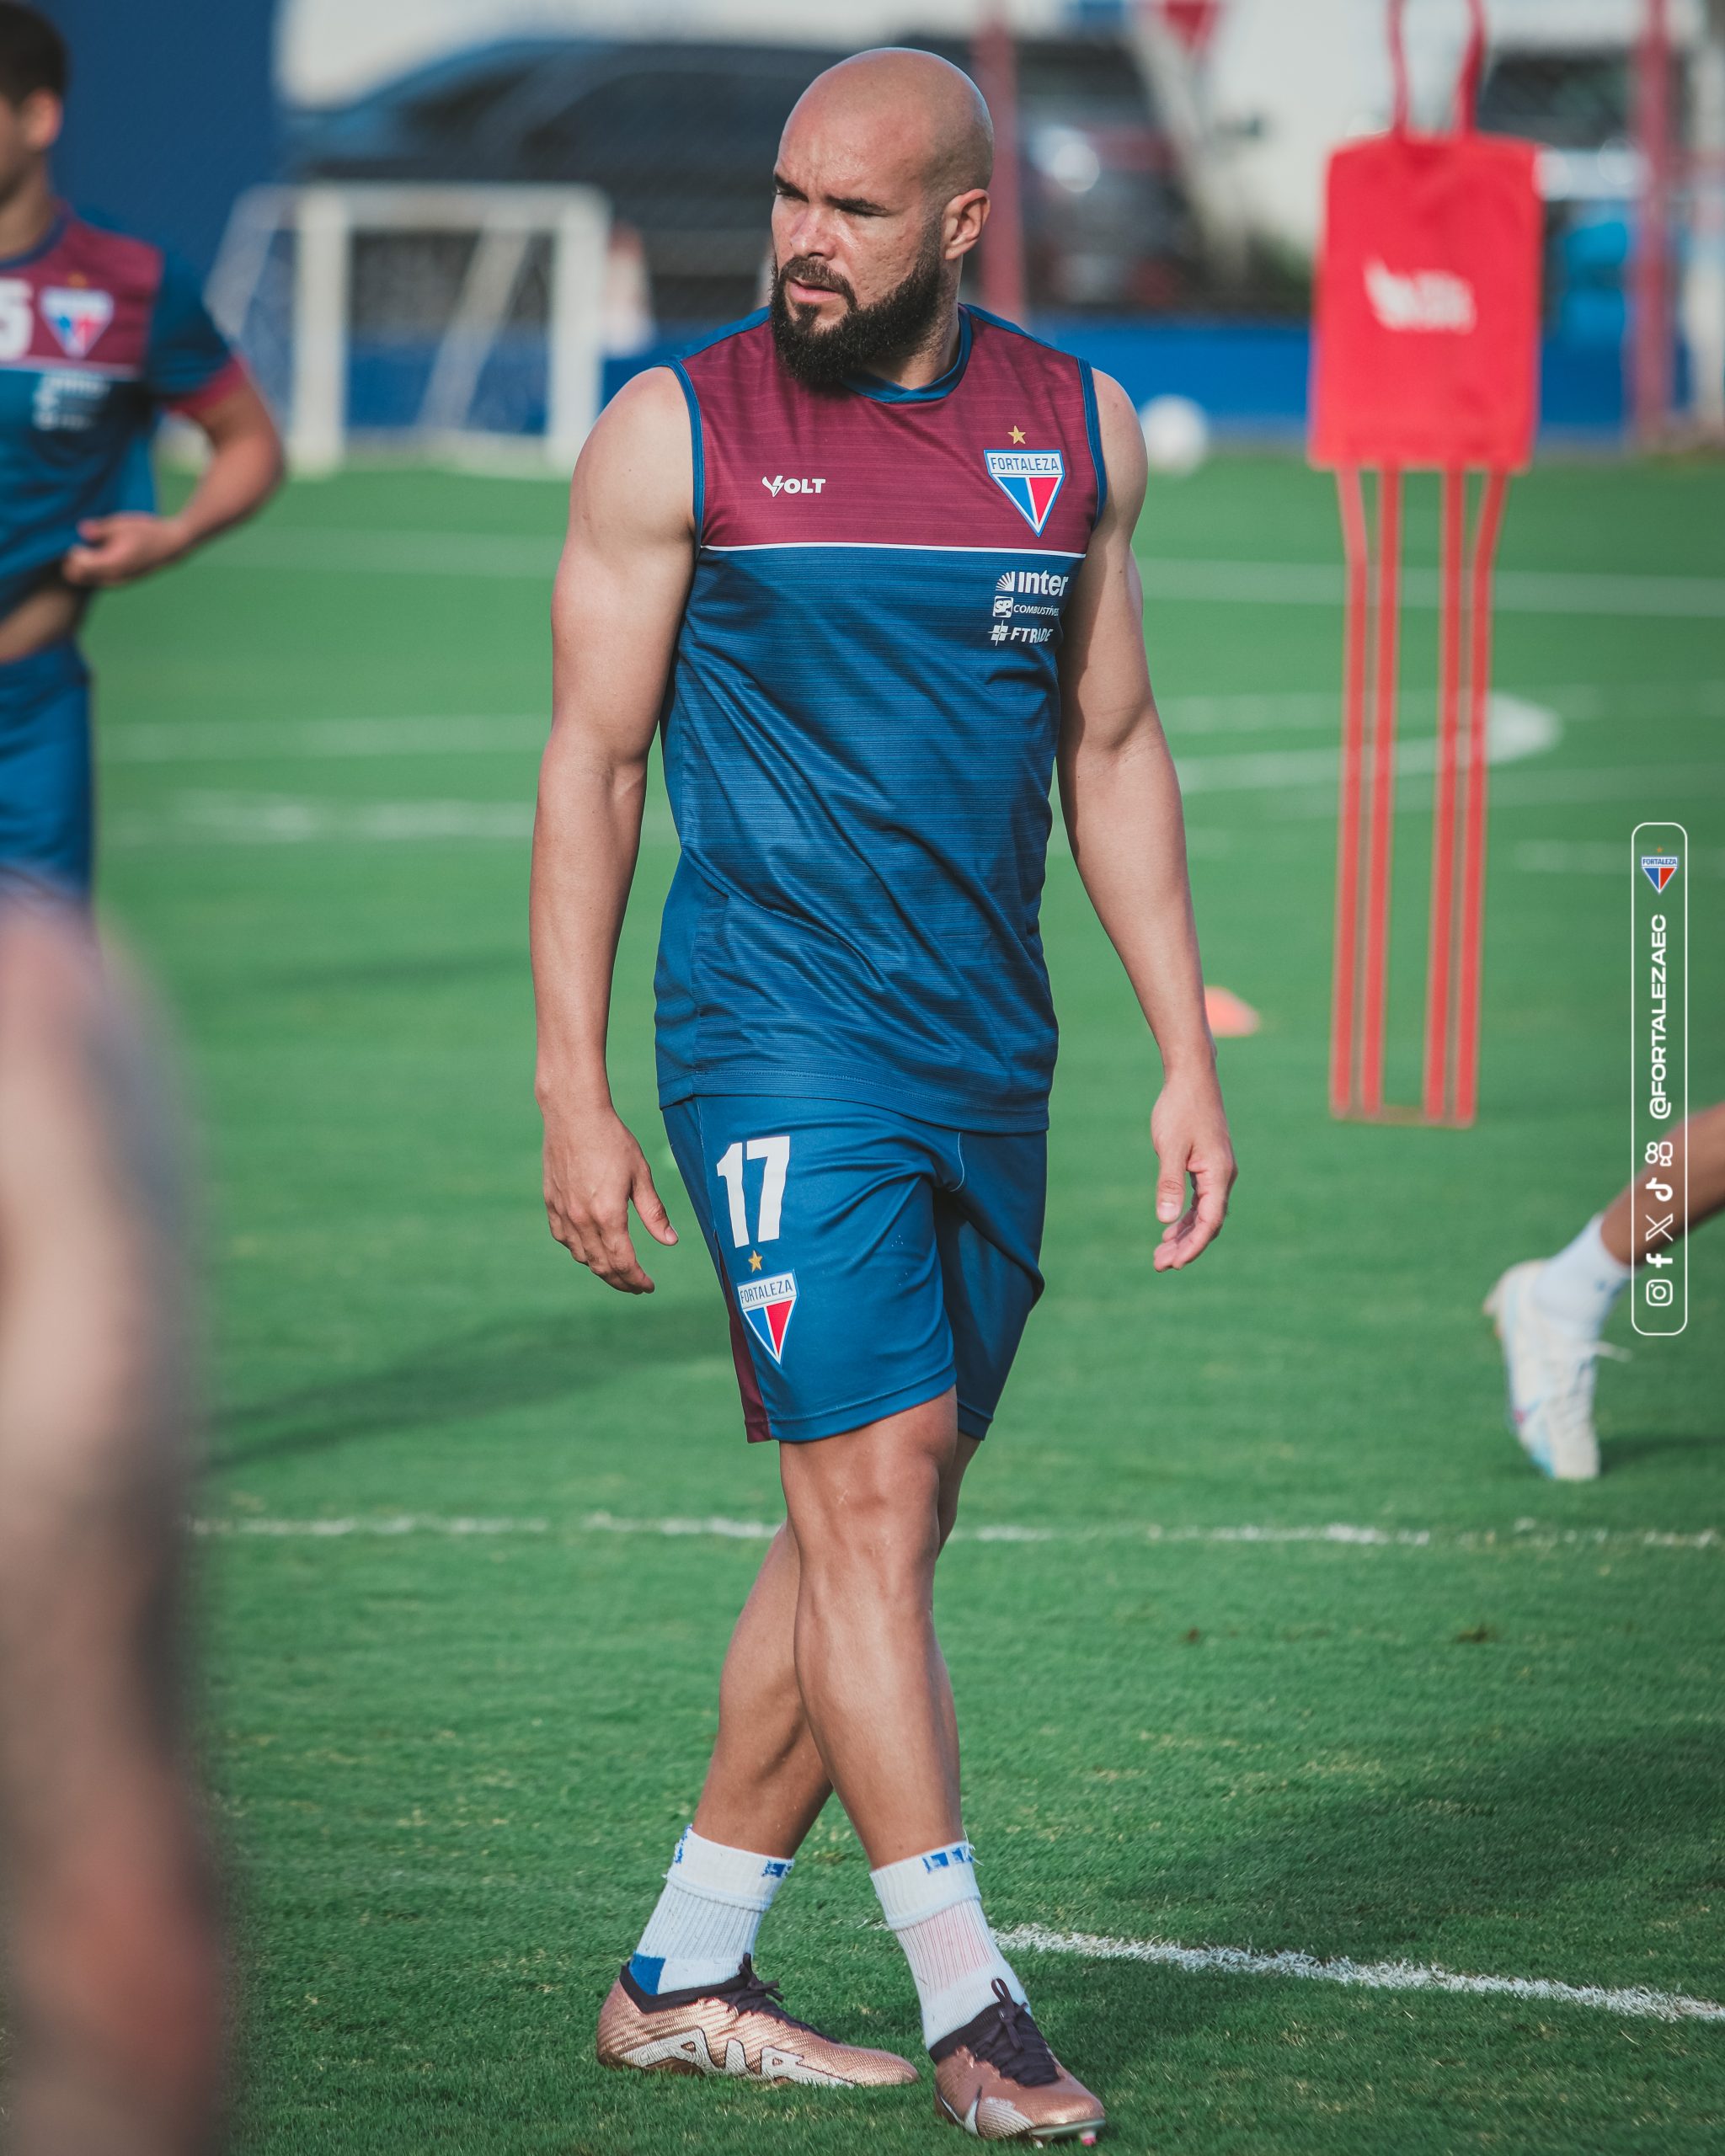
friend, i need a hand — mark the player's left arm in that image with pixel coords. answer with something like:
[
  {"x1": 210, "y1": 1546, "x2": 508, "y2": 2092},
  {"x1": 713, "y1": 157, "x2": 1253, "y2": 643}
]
[
  {"x1": 1056, "y1": 369, "x2": 1236, "y2": 1272},
  {"x1": 63, "y1": 253, "x2": 284, "y2": 590}
]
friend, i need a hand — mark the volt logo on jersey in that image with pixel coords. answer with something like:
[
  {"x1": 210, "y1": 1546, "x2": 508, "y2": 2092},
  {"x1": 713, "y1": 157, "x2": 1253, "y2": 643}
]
[
  {"x1": 40, "y1": 286, "x2": 114, "y2": 360},
  {"x1": 1641, "y1": 853, "x2": 1680, "y2": 892},
  {"x1": 737, "y1": 1271, "x2": 798, "y2": 1362},
  {"x1": 985, "y1": 447, "x2": 1065, "y2": 534}
]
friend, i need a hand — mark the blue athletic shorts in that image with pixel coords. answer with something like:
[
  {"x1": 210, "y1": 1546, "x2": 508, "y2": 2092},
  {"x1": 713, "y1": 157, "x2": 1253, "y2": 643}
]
[
  {"x1": 664, "y1": 1095, "x2": 1046, "y2": 1445},
  {"x1": 0, "y1": 639, "x2": 93, "y2": 900}
]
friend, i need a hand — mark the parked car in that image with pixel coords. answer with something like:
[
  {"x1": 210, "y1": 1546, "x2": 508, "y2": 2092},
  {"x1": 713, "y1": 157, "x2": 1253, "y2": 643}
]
[{"x1": 287, "y1": 30, "x2": 1201, "y2": 325}]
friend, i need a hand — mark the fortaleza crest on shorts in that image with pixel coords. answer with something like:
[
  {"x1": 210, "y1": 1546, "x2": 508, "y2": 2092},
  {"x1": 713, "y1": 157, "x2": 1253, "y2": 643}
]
[
  {"x1": 40, "y1": 286, "x2": 114, "y2": 360},
  {"x1": 737, "y1": 1271, "x2": 797, "y2": 1363},
  {"x1": 1641, "y1": 852, "x2": 1680, "y2": 893},
  {"x1": 985, "y1": 448, "x2": 1065, "y2": 535}
]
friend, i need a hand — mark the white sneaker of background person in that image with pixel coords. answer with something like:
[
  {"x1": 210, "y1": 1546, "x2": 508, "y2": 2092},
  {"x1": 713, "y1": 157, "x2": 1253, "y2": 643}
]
[{"x1": 1484, "y1": 1214, "x2": 1631, "y2": 1481}]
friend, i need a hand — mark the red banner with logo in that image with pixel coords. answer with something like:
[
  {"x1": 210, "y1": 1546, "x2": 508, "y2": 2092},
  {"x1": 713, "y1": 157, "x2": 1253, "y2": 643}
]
[{"x1": 1309, "y1": 3, "x2": 1541, "y2": 471}]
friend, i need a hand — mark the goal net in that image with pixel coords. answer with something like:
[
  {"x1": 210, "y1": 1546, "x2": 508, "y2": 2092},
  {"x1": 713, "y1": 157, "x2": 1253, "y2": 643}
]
[{"x1": 206, "y1": 184, "x2": 615, "y2": 472}]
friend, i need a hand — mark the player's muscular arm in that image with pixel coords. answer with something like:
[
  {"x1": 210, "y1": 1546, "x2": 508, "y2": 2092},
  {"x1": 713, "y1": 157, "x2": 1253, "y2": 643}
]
[
  {"x1": 1057, "y1": 371, "x2": 1236, "y2": 1272},
  {"x1": 62, "y1": 379, "x2": 283, "y2": 588},
  {"x1": 532, "y1": 367, "x2": 697, "y2": 1294}
]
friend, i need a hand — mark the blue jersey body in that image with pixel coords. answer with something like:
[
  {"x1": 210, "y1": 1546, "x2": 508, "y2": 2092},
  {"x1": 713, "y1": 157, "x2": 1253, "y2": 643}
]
[{"x1": 655, "y1": 309, "x2": 1105, "y2": 1134}]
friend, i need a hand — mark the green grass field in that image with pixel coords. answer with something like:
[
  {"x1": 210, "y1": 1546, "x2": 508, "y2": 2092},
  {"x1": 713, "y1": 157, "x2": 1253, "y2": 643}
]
[{"x1": 88, "y1": 451, "x2": 1723, "y2": 2153}]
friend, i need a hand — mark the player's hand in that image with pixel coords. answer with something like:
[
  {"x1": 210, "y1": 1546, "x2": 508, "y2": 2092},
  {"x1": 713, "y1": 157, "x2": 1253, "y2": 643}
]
[
  {"x1": 542, "y1": 1098, "x2": 677, "y2": 1294},
  {"x1": 61, "y1": 514, "x2": 191, "y2": 588},
  {"x1": 1150, "y1": 1066, "x2": 1236, "y2": 1273}
]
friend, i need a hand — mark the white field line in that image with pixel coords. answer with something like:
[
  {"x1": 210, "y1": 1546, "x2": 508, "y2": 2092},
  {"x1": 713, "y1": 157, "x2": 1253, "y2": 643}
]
[
  {"x1": 1514, "y1": 840, "x2": 1725, "y2": 877},
  {"x1": 103, "y1": 697, "x2": 1562, "y2": 850},
  {"x1": 1138, "y1": 557, "x2": 1725, "y2": 621},
  {"x1": 190, "y1": 1511, "x2": 1725, "y2": 1552},
  {"x1": 200, "y1": 528, "x2": 1725, "y2": 621},
  {"x1": 104, "y1": 715, "x2": 547, "y2": 764},
  {"x1": 99, "y1": 680, "x2": 1724, "y2": 767},
  {"x1": 1175, "y1": 693, "x2": 1557, "y2": 794},
  {"x1": 192, "y1": 1514, "x2": 550, "y2": 1538},
  {"x1": 993, "y1": 1923, "x2": 1725, "y2": 2026}
]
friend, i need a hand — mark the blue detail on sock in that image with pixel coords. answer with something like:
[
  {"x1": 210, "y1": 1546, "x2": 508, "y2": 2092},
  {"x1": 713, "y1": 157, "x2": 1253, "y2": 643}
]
[
  {"x1": 921, "y1": 1840, "x2": 975, "y2": 1873},
  {"x1": 629, "y1": 1954, "x2": 666, "y2": 1993},
  {"x1": 762, "y1": 1857, "x2": 793, "y2": 1878}
]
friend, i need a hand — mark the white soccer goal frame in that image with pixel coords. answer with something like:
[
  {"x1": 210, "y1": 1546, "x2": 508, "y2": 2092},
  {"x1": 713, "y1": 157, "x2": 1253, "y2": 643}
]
[{"x1": 207, "y1": 183, "x2": 612, "y2": 472}]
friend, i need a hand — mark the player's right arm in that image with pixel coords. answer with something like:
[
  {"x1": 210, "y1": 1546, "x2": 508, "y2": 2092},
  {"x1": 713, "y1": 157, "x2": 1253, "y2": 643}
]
[{"x1": 531, "y1": 368, "x2": 697, "y2": 1294}]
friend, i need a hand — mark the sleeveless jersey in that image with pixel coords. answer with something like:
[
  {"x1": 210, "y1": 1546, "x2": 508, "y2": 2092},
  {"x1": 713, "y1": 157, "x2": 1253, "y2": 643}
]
[
  {"x1": 656, "y1": 306, "x2": 1106, "y2": 1133},
  {"x1": 0, "y1": 207, "x2": 242, "y2": 622}
]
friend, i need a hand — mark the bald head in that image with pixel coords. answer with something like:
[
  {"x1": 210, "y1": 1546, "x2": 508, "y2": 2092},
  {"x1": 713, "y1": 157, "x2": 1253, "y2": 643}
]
[
  {"x1": 785, "y1": 48, "x2": 993, "y2": 211},
  {"x1": 768, "y1": 47, "x2": 995, "y2": 389}
]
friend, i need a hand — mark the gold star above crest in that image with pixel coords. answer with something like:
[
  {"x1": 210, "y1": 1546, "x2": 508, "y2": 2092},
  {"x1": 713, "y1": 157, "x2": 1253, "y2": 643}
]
[
  {"x1": 1009, "y1": 425, "x2": 1027, "y2": 444},
  {"x1": 748, "y1": 1251, "x2": 764, "y2": 1273}
]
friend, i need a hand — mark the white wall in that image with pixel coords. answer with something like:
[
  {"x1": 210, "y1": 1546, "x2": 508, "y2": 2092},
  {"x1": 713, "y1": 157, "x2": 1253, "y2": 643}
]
[{"x1": 281, "y1": 0, "x2": 1072, "y2": 106}]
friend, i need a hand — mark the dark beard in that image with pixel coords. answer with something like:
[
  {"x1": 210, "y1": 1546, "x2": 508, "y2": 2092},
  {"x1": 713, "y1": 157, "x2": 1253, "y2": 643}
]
[{"x1": 769, "y1": 235, "x2": 948, "y2": 392}]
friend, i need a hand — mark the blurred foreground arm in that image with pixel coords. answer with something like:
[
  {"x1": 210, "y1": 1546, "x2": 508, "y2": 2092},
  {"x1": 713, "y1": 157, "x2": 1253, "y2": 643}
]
[
  {"x1": 0, "y1": 907, "x2": 224, "y2": 2156},
  {"x1": 531, "y1": 371, "x2": 698, "y2": 1294},
  {"x1": 1057, "y1": 373, "x2": 1236, "y2": 1271}
]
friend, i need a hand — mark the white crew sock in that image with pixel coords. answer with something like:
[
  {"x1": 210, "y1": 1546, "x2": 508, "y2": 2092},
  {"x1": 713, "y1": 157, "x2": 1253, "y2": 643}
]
[
  {"x1": 871, "y1": 1838, "x2": 1028, "y2": 2049},
  {"x1": 1532, "y1": 1213, "x2": 1631, "y2": 1339},
  {"x1": 628, "y1": 1825, "x2": 793, "y2": 1996}
]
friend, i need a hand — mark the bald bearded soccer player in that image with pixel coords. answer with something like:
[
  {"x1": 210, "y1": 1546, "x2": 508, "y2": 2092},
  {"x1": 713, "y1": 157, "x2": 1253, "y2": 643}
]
[{"x1": 531, "y1": 50, "x2": 1235, "y2": 2138}]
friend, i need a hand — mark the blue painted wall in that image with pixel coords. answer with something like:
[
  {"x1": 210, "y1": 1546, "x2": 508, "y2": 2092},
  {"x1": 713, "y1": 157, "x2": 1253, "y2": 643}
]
[{"x1": 40, "y1": 0, "x2": 277, "y2": 272}]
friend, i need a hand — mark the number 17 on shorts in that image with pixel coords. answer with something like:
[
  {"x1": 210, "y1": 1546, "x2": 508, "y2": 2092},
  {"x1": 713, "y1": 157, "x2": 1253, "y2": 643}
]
[{"x1": 716, "y1": 1134, "x2": 797, "y2": 1363}]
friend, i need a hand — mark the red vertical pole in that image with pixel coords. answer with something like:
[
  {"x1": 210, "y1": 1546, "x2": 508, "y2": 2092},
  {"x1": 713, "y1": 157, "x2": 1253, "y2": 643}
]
[
  {"x1": 1359, "y1": 466, "x2": 1402, "y2": 1118},
  {"x1": 974, "y1": 8, "x2": 1027, "y2": 323},
  {"x1": 1422, "y1": 468, "x2": 1466, "y2": 1122},
  {"x1": 1453, "y1": 470, "x2": 1508, "y2": 1129},
  {"x1": 1632, "y1": 0, "x2": 1675, "y2": 446},
  {"x1": 1331, "y1": 467, "x2": 1370, "y2": 1118}
]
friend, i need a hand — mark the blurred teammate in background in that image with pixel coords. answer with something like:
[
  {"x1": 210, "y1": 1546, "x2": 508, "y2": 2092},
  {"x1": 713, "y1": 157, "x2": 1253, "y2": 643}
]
[
  {"x1": 1486, "y1": 1103, "x2": 1725, "y2": 1480},
  {"x1": 0, "y1": 901, "x2": 225, "y2": 2153},
  {"x1": 535, "y1": 45, "x2": 1234, "y2": 2142},
  {"x1": 0, "y1": 1, "x2": 280, "y2": 903}
]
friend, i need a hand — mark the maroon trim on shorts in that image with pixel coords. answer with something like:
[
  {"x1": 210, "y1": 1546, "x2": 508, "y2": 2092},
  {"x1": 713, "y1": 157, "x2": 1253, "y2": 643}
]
[{"x1": 727, "y1": 1304, "x2": 774, "y2": 1444}]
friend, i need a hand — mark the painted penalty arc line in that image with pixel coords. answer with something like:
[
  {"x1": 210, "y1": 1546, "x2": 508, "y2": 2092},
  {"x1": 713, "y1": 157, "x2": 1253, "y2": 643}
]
[{"x1": 993, "y1": 1924, "x2": 1725, "y2": 2028}]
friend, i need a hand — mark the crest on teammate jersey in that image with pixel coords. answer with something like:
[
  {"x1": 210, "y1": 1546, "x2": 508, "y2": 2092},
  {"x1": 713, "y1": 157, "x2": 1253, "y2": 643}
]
[
  {"x1": 41, "y1": 286, "x2": 115, "y2": 359},
  {"x1": 985, "y1": 448, "x2": 1065, "y2": 535},
  {"x1": 1640, "y1": 853, "x2": 1679, "y2": 893},
  {"x1": 737, "y1": 1271, "x2": 798, "y2": 1363}
]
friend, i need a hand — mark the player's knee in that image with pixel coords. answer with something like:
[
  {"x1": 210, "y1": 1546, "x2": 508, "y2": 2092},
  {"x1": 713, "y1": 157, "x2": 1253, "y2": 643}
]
[{"x1": 787, "y1": 1456, "x2": 942, "y2": 1596}]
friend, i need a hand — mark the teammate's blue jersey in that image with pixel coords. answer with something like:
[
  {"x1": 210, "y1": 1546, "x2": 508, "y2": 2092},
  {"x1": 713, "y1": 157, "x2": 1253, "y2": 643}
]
[
  {"x1": 657, "y1": 307, "x2": 1106, "y2": 1134},
  {"x1": 0, "y1": 205, "x2": 241, "y2": 620}
]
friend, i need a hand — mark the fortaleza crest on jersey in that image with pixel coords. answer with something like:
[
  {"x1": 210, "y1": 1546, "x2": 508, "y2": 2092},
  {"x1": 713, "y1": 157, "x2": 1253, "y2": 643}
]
[
  {"x1": 40, "y1": 286, "x2": 114, "y2": 360},
  {"x1": 985, "y1": 448, "x2": 1065, "y2": 535},
  {"x1": 1641, "y1": 853, "x2": 1680, "y2": 893},
  {"x1": 737, "y1": 1271, "x2": 798, "y2": 1363}
]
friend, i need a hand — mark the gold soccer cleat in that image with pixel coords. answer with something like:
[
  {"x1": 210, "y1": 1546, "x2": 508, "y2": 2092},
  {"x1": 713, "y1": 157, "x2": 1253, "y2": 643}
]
[
  {"x1": 596, "y1": 1956, "x2": 918, "y2": 2089},
  {"x1": 932, "y1": 1981, "x2": 1105, "y2": 2143}
]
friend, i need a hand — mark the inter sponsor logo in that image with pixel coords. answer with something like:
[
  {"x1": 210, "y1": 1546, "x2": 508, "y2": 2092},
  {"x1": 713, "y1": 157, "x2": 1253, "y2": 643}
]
[
  {"x1": 737, "y1": 1270, "x2": 797, "y2": 1361},
  {"x1": 761, "y1": 474, "x2": 826, "y2": 495},
  {"x1": 985, "y1": 448, "x2": 1065, "y2": 534}
]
